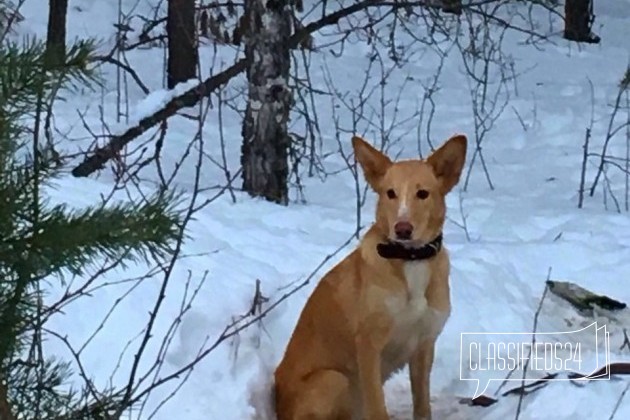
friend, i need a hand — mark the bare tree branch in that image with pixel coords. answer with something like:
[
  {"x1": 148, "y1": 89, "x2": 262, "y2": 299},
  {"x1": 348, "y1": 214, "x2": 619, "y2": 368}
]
[{"x1": 71, "y1": 0, "x2": 558, "y2": 178}]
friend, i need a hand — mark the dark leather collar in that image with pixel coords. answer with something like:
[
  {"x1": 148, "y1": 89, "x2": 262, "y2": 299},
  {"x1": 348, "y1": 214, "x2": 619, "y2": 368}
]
[{"x1": 376, "y1": 233, "x2": 443, "y2": 261}]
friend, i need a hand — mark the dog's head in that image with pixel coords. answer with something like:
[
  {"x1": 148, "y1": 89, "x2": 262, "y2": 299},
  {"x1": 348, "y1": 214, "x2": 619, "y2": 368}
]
[{"x1": 352, "y1": 134, "x2": 467, "y2": 246}]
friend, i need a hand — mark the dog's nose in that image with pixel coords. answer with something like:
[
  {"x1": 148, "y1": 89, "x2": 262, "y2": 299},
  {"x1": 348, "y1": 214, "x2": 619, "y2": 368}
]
[{"x1": 394, "y1": 221, "x2": 413, "y2": 240}]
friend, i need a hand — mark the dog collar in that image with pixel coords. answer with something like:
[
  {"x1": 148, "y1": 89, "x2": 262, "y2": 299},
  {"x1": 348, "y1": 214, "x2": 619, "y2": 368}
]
[{"x1": 376, "y1": 233, "x2": 443, "y2": 261}]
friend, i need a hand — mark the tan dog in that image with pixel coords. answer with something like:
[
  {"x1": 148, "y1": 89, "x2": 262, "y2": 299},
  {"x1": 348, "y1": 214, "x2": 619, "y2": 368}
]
[{"x1": 274, "y1": 134, "x2": 467, "y2": 420}]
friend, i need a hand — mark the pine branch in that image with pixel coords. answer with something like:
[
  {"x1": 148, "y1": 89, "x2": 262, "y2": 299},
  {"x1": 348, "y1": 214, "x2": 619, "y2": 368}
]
[
  {"x1": 0, "y1": 39, "x2": 98, "y2": 120},
  {"x1": 6, "y1": 358, "x2": 76, "y2": 420},
  {"x1": 0, "y1": 30, "x2": 182, "y2": 420},
  {"x1": 1, "y1": 193, "x2": 182, "y2": 280}
]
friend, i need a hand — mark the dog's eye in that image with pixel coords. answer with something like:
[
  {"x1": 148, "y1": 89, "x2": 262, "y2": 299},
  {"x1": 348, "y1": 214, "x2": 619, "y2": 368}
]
[
  {"x1": 386, "y1": 189, "x2": 397, "y2": 199},
  {"x1": 416, "y1": 189, "x2": 429, "y2": 200}
]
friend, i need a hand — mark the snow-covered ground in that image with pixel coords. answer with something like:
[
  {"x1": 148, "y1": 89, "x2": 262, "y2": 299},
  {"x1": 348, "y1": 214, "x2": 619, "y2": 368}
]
[{"x1": 12, "y1": 0, "x2": 630, "y2": 419}]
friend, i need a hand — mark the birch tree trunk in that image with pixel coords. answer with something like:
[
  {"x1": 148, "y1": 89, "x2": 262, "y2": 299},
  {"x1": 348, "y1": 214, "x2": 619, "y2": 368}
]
[
  {"x1": 167, "y1": 0, "x2": 197, "y2": 89},
  {"x1": 241, "y1": 0, "x2": 292, "y2": 205}
]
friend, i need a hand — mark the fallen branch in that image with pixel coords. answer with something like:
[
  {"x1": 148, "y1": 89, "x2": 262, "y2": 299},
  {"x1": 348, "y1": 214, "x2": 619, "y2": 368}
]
[
  {"x1": 546, "y1": 280, "x2": 627, "y2": 315},
  {"x1": 71, "y1": 59, "x2": 247, "y2": 177},
  {"x1": 568, "y1": 362, "x2": 630, "y2": 380},
  {"x1": 502, "y1": 373, "x2": 558, "y2": 397},
  {"x1": 465, "y1": 394, "x2": 498, "y2": 407},
  {"x1": 462, "y1": 363, "x2": 630, "y2": 409}
]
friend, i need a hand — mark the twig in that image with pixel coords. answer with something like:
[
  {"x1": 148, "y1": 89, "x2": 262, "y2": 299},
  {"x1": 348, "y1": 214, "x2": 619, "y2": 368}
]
[
  {"x1": 503, "y1": 373, "x2": 557, "y2": 397},
  {"x1": 578, "y1": 127, "x2": 591, "y2": 208},
  {"x1": 125, "y1": 229, "x2": 359, "y2": 407},
  {"x1": 590, "y1": 77, "x2": 628, "y2": 196},
  {"x1": 608, "y1": 381, "x2": 630, "y2": 420},
  {"x1": 620, "y1": 329, "x2": 630, "y2": 353},
  {"x1": 515, "y1": 268, "x2": 551, "y2": 420},
  {"x1": 91, "y1": 54, "x2": 150, "y2": 95},
  {"x1": 72, "y1": 0, "x2": 560, "y2": 178}
]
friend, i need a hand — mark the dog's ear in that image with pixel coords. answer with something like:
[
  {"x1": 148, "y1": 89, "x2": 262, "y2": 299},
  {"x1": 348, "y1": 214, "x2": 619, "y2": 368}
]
[
  {"x1": 352, "y1": 136, "x2": 392, "y2": 190},
  {"x1": 426, "y1": 134, "x2": 467, "y2": 194}
]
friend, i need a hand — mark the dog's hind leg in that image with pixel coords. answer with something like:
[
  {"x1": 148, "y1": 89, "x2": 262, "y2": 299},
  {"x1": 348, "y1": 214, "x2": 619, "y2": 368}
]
[{"x1": 287, "y1": 369, "x2": 353, "y2": 420}]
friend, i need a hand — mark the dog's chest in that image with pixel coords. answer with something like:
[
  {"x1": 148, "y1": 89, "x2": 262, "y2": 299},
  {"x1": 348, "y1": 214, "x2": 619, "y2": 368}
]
[
  {"x1": 382, "y1": 261, "x2": 448, "y2": 376},
  {"x1": 386, "y1": 261, "x2": 434, "y2": 328}
]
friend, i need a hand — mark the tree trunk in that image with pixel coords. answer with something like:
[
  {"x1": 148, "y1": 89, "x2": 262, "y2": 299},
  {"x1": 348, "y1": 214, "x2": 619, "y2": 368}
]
[
  {"x1": 46, "y1": 0, "x2": 68, "y2": 65},
  {"x1": 564, "y1": 0, "x2": 600, "y2": 44},
  {"x1": 441, "y1": 0, "x2": 462, "y2": 15},
  {"x1": 0, "y1": 374, "x2": 15, "y2": 420},
  {"x1": 241, "y1": 0, "x2": 292, "y2": 205},
  {"x1": 166, "y1": 0, "x2": 197, "y2": 89}
]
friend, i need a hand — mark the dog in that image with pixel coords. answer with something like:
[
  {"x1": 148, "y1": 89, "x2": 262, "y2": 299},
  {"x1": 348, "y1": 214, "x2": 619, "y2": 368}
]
[{"x1": 274, "y1": 134, "x2": 467, "y2": 420}]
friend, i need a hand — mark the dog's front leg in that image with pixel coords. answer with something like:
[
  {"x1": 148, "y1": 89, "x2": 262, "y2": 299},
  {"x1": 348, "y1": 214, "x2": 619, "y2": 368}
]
[
  {"x1": 409, "y1": 339, "x2": 435, "y2": 420},
  {"x1": 356, "y1": 332, "x2": 389, "y2": 420}
]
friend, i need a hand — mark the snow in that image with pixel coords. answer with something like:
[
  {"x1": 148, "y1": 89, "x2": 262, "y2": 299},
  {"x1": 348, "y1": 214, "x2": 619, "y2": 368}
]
[
  {"x1": 119, "y1": 78, "x2": 200, "y2": 134},
  {"x1": 10, "y1": 0, "x2": 630, "y2": 419}
]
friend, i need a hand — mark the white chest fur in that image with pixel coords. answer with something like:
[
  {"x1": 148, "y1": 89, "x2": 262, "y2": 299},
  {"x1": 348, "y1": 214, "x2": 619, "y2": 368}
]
[
  {"x1": 382, "y1": 260, "x2": 449, "y2": 377},
  {"x1": 385, "y1": 261, "x2": 432, "y2": 322},
  {"x1": 403, "y1": 261, "x2": 432, "y2": 308}
]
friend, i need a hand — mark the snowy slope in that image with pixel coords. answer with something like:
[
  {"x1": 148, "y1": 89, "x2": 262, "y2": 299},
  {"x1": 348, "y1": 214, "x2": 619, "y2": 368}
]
[{"x1": 12, "y1": 0, "x2": 630, "y2": 419}]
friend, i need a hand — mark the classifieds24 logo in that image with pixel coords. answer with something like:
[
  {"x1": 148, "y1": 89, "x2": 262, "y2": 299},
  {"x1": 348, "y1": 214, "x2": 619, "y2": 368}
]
[{"x1": 460, "y1": 322, "x2": 610, "y2": 398}]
